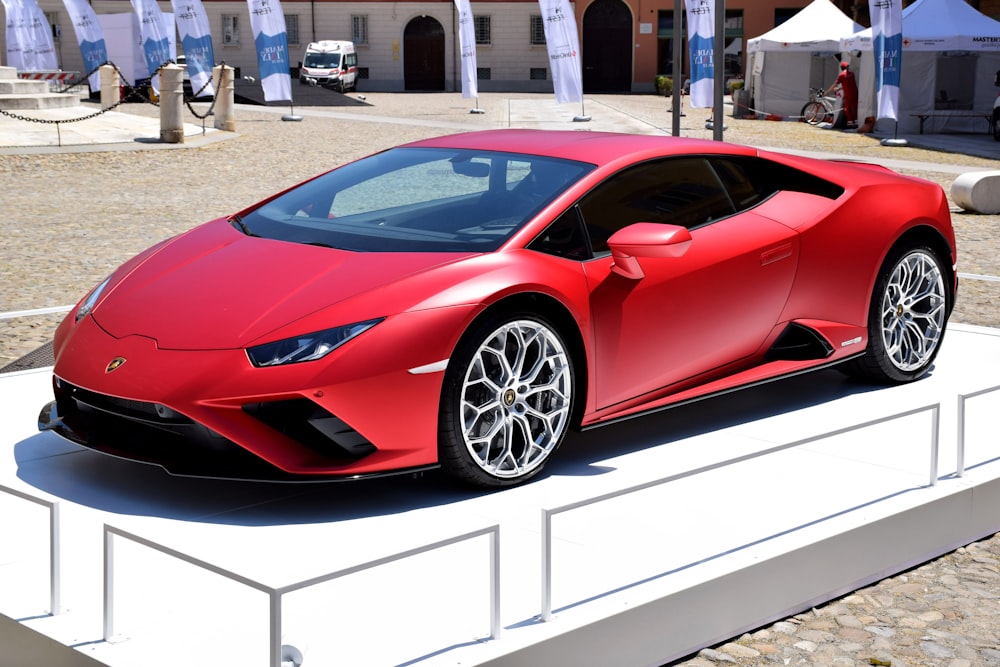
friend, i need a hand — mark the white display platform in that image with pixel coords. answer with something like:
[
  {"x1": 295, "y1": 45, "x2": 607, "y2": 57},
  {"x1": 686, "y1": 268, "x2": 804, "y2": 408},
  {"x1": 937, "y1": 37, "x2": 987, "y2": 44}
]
[{"x1": 2, "y1": 324, "x2": 999, "y2": 667}]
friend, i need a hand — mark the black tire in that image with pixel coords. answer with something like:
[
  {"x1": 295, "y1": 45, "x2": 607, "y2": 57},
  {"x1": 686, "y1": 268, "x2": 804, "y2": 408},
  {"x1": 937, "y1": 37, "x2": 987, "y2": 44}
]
[
  {"x1": 842, "y1": 244, "x2": 950, "y2": 384},
  {"x1": 801, "y1": 101, "x2": 831, "y2": 125},
  {"x1": 439, "y1": 312, "x2": 575, "y2": 488},
  {"x1": 992, "y1": 108, "x2": 1000, "y2": 141}
]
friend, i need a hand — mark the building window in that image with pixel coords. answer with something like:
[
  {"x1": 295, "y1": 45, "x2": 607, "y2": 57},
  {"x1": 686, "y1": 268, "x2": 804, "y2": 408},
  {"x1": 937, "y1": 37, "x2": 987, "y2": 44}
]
[
  {"x1": 530, "y1": 16, "x2": 546, "y2": 45},
  {"x1": 222, "y1": 15, "x2": 239, "y2": 45},
  {"x1": 530, "y1": 67, "x2": 547, "y2": 80},
  {"x1": 285, "y1": 14, "x2": 299, "y2": 45},
  {"x1": 352, "y1": 15, "x2": 369, "y2": 45},
  {"x1": 774, "y1": 8, "x2": 800, "y2": 26},
  {"x1": 357, "y1": 67, "x2": 369, "y2": 79},
  {"x1": 45, "y1": 12, "x2": 60, "y2": 42},
  {"x1": 477, "y1": 67, "x2": 491, "y2": 80},
  {"x1": 474, "y1": 16, "x2": 491, "y2": 45}
]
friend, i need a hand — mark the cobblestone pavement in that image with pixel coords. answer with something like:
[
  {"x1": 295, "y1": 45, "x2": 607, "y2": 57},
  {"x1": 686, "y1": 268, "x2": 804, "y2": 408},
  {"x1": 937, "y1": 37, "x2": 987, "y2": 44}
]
[{"x1": 2, "y1": 92, "x2": 1000, "y2": 666}]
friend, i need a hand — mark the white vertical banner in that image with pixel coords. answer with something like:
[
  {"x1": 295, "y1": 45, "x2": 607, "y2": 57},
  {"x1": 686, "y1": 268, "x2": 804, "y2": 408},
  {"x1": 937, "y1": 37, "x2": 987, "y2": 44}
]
[
  {"x1": 171, "y1": 0, "x2": 215, "y2": 97},
  {"x1": 2, "y1": 0, "x2": 57, "y2": 71},
  {"x1": 684, "y1": 0, "x2": 714, "y2": 108},
  {"x1": 130, "y1": 0, "x2": 172, "y2": 88},
  {"x1": 869, "y1": 0, "x2": 901, "y2": 120},
  {"x1": 246, "y1": 0, "x2": 291, "y2": 102},
  {"x1": 25, "y1": 0, "x2": 57, "y2": 70},
  {"x1": 2, "y1": 0, "x2": 30, "y2": 71},
  {"x1": 61, "y1": 0, "x2": 108, "y2": 90},
  {"x1": 453, "y1": 0, "x2": 478, "y2": 99},
  {"x1": 538, "y1": 0, "x2": 583, "y2": 104}
]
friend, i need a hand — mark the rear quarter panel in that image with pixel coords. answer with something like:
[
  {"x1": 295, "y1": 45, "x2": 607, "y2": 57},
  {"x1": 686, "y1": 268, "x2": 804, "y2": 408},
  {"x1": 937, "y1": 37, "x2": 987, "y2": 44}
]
[{"x1": 771, "y1": 163, "x2": 954, "y2": 327}]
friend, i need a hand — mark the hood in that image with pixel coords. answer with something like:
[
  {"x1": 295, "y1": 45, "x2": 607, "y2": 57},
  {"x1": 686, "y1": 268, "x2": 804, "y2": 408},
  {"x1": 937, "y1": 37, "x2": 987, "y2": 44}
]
[{"x1": 92, "y1": 219, "x2": 471, "y2": 350}]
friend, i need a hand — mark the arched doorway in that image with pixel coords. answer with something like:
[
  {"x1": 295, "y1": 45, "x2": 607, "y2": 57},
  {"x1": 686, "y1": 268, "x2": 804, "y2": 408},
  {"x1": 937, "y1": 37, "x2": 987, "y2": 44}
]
[
  {"x1": 404, "y1": 16, "x2": 445, "y2": 91},
  {"x1": 582, "y1": 0, "x2": 632, "y2": 92}
]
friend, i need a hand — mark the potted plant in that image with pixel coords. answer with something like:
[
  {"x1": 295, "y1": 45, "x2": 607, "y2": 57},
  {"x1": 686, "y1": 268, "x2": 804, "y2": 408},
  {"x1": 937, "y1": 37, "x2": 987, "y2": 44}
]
[{"x1": 655, "y1": 75, "x2": 672, "y2": 96}]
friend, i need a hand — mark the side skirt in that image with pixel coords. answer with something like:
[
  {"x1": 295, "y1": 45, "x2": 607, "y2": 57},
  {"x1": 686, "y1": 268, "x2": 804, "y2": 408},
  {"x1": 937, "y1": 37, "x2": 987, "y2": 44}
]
[{"x1": 580, "y1": 352, "x2": 866, "y2": 432}]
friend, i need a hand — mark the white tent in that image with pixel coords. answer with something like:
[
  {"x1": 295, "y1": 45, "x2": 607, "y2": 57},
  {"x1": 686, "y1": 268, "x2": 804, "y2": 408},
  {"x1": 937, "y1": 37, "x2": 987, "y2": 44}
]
[
  {"x1": 746, "y1": 0, "x2": 862, "y2": 119},
  {"x1": 842, "y1": 0, "x2": 1000, "y2": 134}
]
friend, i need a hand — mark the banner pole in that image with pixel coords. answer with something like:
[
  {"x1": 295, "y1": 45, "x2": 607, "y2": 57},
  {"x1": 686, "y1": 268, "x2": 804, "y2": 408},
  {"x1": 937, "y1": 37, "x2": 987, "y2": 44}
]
[
  {"x1": 282, "y1": 101, "x2": 303, "y2": 121},
  {"x1": 712, "y1": 0, "x2": 725, "y2": 141},
  {"x1": 881, "y1": 118, "x2": 908, "y2": 146},
  {"x1": 671, "y1": 0, "x2": 682, "y2": 136}
]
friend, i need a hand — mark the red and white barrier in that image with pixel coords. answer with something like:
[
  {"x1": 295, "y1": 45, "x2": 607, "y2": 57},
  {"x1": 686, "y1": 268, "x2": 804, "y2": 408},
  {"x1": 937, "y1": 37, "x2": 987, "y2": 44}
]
[{"x1": 18, "y1": 71, "x2": 79, "y2": 82}]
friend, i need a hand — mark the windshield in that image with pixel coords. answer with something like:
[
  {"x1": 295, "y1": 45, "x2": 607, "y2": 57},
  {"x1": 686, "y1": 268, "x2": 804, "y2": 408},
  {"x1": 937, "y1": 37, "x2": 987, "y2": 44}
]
[
  {"x1": 237, "y1": 147, "x2": 594, "y2": 252},
  {"x1": 304, "y1": 53, "x2": 342, "y2": 68}
]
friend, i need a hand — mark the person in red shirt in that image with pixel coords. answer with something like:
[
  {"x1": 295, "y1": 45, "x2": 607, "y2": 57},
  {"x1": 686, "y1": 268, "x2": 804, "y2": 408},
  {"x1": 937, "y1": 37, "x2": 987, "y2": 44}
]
[{"x1": 827, "y1": 61, "x2": 859, "y2": 129}]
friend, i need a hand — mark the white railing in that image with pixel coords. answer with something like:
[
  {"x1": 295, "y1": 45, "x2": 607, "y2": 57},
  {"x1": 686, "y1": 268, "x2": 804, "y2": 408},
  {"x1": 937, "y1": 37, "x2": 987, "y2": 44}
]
[
  {"x1": 957, "y1": 383, "x2": 1000, "y2": 477},
  {"x1": 103, "y1": 522, "x2": 501, "y2": 667},
  {"x1": 0, "y1": 483, "x2": 61, "y2": 615},
  {"x1": 0, "y1": 305, "x2": 72, "y2": 320},
  {"x1": 539, "y1": 403, "x2": 942, "y2": 621}
]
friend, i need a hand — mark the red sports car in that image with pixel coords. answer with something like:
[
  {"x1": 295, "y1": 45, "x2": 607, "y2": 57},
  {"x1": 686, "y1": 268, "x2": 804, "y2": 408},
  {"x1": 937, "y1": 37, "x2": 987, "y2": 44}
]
[{"x1": 38, "y1": 130, "x2": 957, "y2": 488}]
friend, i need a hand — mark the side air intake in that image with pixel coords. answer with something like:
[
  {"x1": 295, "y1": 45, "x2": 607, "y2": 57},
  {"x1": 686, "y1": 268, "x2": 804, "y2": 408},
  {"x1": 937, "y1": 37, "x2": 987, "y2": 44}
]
[{"x1": 765, "y1": 323, "x2": 835, "y2": 361}]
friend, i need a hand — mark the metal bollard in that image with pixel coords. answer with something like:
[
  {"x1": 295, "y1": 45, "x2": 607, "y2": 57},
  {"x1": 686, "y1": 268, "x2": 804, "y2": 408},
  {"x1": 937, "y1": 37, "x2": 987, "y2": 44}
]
[
  {"x1": 158, "y1": 65, "x2": 185, "y2": 143},
  {"x1": 213, "y1": 64, "x2": 236, "y2": 132},
  {"x1": 99, "y1": 65, "x2": 121, "y2": 110}
]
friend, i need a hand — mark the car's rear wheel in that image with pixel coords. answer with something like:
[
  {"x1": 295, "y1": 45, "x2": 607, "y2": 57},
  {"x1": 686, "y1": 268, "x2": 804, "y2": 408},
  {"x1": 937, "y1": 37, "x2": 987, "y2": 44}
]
[
  {"x1": 993, "y1": 108, "x2": 1000, "y2": 141},
  {"x1": 844, "y1": 244, "x2": 949, "y2": 383},
  {"x1": 439, "y1": 313, "x2": 574, "y2": 488}
]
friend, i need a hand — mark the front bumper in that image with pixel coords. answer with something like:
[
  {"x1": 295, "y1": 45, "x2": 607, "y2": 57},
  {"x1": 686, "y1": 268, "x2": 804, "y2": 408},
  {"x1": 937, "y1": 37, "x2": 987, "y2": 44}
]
[{"x1": 39, "y1": 306, "x2": 471, "y2": 480}]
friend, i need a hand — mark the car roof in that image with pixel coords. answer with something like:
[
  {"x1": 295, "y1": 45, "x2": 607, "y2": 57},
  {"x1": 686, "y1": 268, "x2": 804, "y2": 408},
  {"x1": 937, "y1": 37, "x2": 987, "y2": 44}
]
[{"x1": 403, "y1": 129, "x2": 760, "y2": 167}]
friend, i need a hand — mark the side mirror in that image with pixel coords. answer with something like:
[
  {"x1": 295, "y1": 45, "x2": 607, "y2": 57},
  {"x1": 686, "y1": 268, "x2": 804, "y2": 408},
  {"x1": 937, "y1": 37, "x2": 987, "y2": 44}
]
[{"x1": 607, "y1": 222, "x2": 692, "y2": 280}]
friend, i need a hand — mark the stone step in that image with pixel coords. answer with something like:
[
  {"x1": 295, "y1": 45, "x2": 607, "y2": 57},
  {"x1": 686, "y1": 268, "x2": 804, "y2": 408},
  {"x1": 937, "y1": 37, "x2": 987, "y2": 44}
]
[
  {"x1": 0, "y1": 66, "x2": 86, "y2": 110},
  {"x1": 0, "y1": 79, "x2": 49, "y2": 95},
  {"x1": 0, "y1": 93, "x2": 83, "y2": 110}
]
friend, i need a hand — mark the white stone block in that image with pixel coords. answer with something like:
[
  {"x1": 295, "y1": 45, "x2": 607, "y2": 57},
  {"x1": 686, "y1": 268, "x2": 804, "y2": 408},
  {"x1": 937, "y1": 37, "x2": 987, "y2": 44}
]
[{"x1": 951, "y1": 170, "x2": 1000, "y2": 215}]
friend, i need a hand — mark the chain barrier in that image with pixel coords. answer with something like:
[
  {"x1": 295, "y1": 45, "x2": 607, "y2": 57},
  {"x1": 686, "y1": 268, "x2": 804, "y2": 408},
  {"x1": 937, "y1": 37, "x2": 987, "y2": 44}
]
[
  {"x1": 0, "y1": 60, "x2": 225, "y2": 145},
  {"x1": 183, "y1": 62, "x2": 225, "y2": 121}
]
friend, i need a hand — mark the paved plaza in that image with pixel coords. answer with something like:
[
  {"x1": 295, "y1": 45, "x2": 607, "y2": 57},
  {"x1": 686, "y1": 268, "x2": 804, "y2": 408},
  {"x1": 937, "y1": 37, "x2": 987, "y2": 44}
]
[{"x1": 2, "y1": 91, "x2": 1000, "y2": 665}]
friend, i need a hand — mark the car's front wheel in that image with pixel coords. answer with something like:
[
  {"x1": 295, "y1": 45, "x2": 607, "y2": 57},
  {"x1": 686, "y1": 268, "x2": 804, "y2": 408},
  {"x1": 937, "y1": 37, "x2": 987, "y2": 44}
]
[
  {"x1": 845, "y1": 244, "x2": 950, "y2": 383},
  {"x1": 439, "y1": 313, "x2": 574, "y2": 488}
]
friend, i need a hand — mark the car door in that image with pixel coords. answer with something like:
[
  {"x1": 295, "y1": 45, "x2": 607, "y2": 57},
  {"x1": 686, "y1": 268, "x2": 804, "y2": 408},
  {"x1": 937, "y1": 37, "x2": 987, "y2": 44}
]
[{"x1": 579, "y1": 156, "x2": 801, "y2": 410}]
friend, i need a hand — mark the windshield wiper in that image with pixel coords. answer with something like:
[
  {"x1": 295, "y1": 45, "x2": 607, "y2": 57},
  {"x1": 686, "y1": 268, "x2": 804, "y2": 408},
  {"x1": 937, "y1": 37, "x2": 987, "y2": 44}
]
[{"x1": 230, "y1": 215, "x2": 256, "y2": 237}]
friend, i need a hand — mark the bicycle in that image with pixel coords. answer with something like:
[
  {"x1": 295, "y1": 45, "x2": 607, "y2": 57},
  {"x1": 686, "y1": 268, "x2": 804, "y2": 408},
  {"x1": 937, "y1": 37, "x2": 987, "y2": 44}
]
[{"x1": 800, "y1": 87, "x2": 837, "y2": 125}]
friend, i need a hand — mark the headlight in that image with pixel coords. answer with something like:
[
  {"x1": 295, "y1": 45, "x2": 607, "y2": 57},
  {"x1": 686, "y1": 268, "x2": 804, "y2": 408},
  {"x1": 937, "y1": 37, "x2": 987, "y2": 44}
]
[
  {"x1": 246, "y1": 318, "x2": 384, "y2": 367},
  {"x1": 75, "y1": 277, "x2": 112, "y2": 322}
]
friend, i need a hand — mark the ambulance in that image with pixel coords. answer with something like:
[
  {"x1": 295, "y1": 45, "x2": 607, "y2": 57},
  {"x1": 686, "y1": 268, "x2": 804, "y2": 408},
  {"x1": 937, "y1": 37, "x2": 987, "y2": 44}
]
[{"x1": 299, "y1": 41, "x2": 358, "y2": 92}]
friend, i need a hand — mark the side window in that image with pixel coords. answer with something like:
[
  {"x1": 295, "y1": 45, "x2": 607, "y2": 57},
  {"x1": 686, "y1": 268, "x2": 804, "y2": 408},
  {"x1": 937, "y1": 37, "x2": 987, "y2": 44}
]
[
  {"x1": 709, "y1": 158, "x2": 767, "y2": 212},
  {"x1": 579, "y1": 158, "x2": 736, "y2": 254},
  {"x1": 732, "y1": 156, "x2": 844, "y2": 202},
  {"x1": 528, "y1": 207, "x2": 591, "y2": 261}
]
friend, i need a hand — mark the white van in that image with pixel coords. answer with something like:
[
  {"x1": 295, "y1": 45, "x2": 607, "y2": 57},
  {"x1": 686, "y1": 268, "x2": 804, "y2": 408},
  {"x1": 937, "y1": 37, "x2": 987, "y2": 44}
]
[{"x1": 299, "y1": 41, "x2": 358, "y2": 92}]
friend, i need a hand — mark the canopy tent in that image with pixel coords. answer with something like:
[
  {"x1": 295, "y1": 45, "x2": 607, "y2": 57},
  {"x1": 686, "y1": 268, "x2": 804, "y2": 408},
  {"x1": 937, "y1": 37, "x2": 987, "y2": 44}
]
[
  {"x1": 745, "y1": 0, "x2": 862, "y2": 119},
  {"x1": 842, "y1": 0, "x2": 1000, "y2": 134}
]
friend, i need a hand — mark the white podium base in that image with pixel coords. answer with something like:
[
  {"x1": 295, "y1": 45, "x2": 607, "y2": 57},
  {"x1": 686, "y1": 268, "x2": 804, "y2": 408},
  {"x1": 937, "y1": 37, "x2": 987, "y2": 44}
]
[{"x1": 2, "y1": 324, "x2": 999, "y2": 667}]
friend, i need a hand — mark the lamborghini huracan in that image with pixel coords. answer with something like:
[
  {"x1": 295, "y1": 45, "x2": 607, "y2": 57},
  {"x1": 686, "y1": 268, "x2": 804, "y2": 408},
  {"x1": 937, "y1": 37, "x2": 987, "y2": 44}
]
[{"x1": 38, "y1": 130, "x2": 957, "y2": 488}]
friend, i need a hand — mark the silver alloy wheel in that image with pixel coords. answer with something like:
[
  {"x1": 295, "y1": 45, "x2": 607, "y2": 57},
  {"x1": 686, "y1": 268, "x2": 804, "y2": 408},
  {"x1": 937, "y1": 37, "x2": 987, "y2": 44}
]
[
  {"x1": 879, "y1": 250, "x2": 947, "y2": 372},
  {"x1": 459, "y1": 319, "x2": 572, "y2": 479}
]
